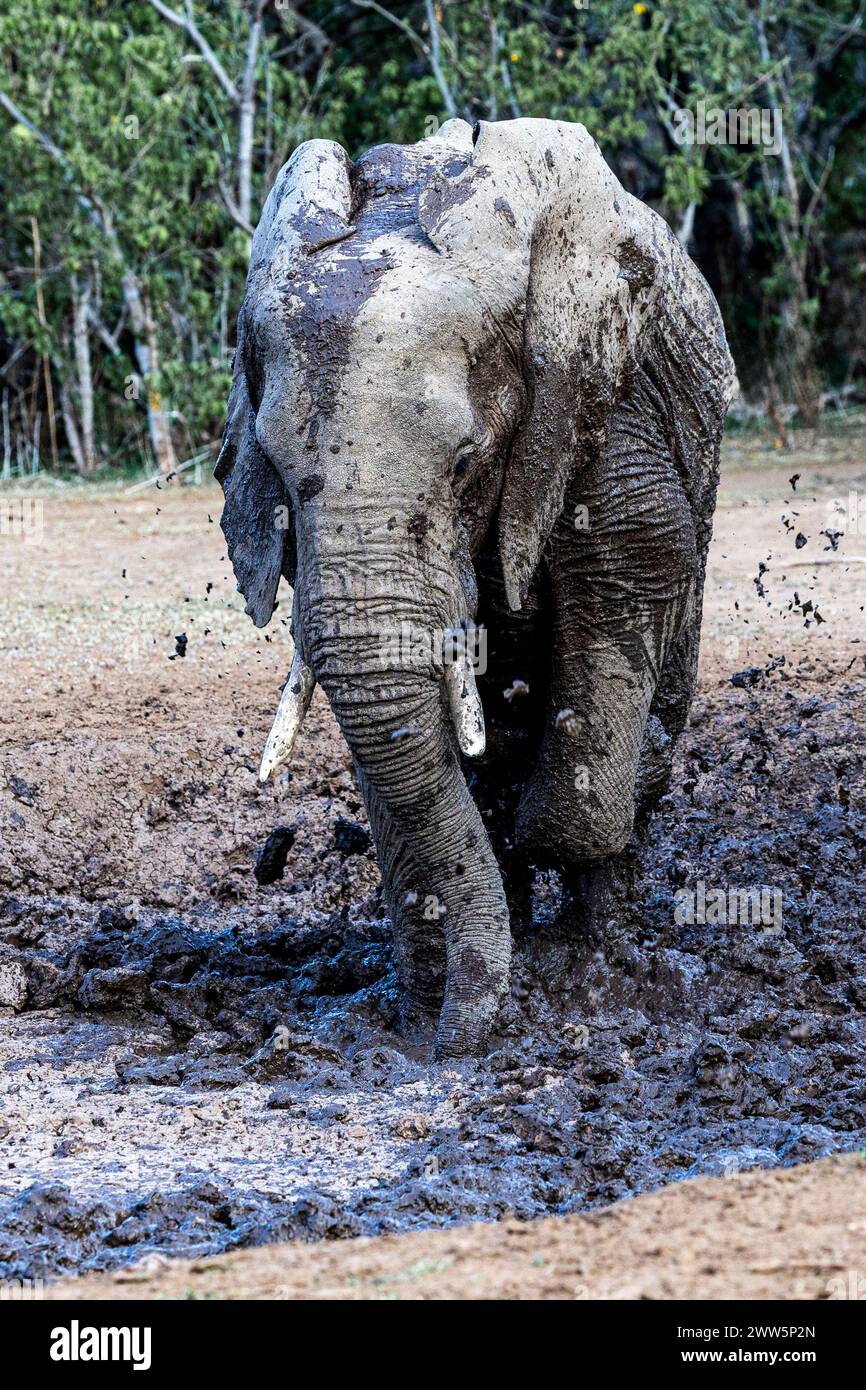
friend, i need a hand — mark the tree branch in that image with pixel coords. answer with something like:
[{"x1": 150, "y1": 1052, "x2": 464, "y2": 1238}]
[
  {"x1": 218, "y1": 178, "x2": 255, "y2": 237},
  {"x1": 238, "y1": 0, "x2": 266, "y2": 226},
  {"x1": 146, "y1": 0, "x2": 240, "y2": 105},
  {"x1": 275, "y1": 2, "x2": 332, "y2": 59},
  {"x1": 88, "y1": 306, "x2": 125, "y2": 356},
  {"x1": 423, "y1": 0, "x2": 458, "y2": 118},
  {"x1": 0, "y1": 90, "x2": 67, "y2": 162},
  {"x1": 351, "y1": 0, "x2": 457, "y2": 119}
]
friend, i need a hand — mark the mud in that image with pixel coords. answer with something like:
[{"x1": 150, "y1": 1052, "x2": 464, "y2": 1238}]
[
  {"x1": 2, "y1": 670, "x2": 865, "y2": 1280},
  {"x1": 1, "y1": 439, "x2": 864, "y2": 1283},
  {"x1": 47, "y1": 1153, "x2": 866, "y2": 1301}
]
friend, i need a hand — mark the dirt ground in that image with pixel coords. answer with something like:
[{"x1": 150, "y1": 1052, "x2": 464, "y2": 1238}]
[{"x1": 1, "y1": 417, "x2": 865, "y2": 1297}]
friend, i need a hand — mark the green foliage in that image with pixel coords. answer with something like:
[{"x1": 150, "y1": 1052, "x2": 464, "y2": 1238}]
[
  {"x1": 0, "y1": 0, "x2": 319, "y2": 470},
  {"x1": 1, "y1": 0, "x2": 864, "y2": 473}
]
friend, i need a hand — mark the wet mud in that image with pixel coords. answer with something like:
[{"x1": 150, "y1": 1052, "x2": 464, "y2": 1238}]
[{"x1": 2, "y1": 670, "x2": 864, "y2": 1282}]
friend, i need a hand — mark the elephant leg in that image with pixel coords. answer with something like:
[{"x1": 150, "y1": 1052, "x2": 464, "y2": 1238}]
[
  {"x1": 636, "y1": 444, "x2": 716, "y2": 811},
  {"x1": 516, "y1": 392, "x2": 698, "y2": 866},
  {"x1": 634, "y1": 621, "x2": 701, "y2": 815},
  {"x1": 556, "y1": 861, "x2": 616, "y2": 943},
  {"x1": 467, "y1": 706, "x2": 541, "y2": 939},
  {"x1": 468, "y1": 755, "x2": 535, "y2": 936},
  {"x1": 472, "y1": 559, "x2": 549, "y2": 934},
  {"x1": 355, "y1": 765, "x2": 446, "y2": 1024}
]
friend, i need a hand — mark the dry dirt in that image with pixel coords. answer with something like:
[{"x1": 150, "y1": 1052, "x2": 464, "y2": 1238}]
[{"x1": 1, "y1": 419, "x2": 865, "y2": 1298}]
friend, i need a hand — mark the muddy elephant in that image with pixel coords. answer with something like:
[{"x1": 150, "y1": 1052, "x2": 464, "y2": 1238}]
[{"x1": 216, "y1": 117, "x2": 735, "y2": 1057}]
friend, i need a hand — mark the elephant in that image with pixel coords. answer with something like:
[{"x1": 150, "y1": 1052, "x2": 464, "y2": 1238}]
[{"x1": 216, "y1": 117, "x2": 736, "y2": 1058}]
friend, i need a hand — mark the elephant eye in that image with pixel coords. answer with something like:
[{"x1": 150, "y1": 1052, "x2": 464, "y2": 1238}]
[{"x1": 453, "y1": 443, "x2": 475, "y2": 480}]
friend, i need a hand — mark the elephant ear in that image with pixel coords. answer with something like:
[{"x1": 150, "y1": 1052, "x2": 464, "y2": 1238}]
[
  {"x1": 216, "y1": 140, "x2": 355, "y2": 627},
  {"x1": 419, "y1": 119, "x2": 671, "y2": 610},
  {"x1": 489, "y1": 121, "x2": 675, "y2": 610},
  {"x1": 215, "y1": 309, "x2": 295, "y2": 629}
]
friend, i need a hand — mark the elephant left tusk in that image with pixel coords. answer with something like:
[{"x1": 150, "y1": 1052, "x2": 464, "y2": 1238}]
[
  {"x1": 443, "y1": 638, "x2": 486, "y2": 759},
  {"x1": 259, "y1": 649, "x2": 316, "y2": 782}
]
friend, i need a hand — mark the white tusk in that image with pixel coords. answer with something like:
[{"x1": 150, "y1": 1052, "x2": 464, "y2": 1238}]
[
  {"x1": 444, "y1": 645, "x2": 486, "y2": 759},
  {"x1": 259, "y1": 649, "x2": 316, "y2": 781}
]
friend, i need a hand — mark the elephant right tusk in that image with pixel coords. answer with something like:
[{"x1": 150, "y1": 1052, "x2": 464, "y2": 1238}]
[
  {"x1": 259, "y1": 649, "x2": 316, "y2": 782},
  {"x1": 443, "y1": 636, "x2": 486, "y2": 759}
]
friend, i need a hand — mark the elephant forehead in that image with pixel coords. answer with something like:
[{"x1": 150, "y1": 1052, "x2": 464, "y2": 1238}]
[
  {"x1": 254, "y1": 240, "x2": 494, "y2": 381},
  {"x1": 353, "y1": 264, "x2": 490, "y2": 348},
  {"x1": 245, "y1": 255, "x2": 385, "y2": 422},
  {"x1": 258, "y1": 248, "x2": 389, "y2": 337}
]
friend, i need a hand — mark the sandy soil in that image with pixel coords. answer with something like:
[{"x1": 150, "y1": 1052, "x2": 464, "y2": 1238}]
[
  {"x1": 1, "y1": 418, "x2": 865, "y2": 1296},
  {"x1": 48, "y1": 1153, "x2": 866, "y2": 1300}
]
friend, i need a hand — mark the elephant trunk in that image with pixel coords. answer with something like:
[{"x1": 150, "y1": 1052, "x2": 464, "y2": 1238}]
[{"x1": 293, "y1": 522, "x2": 510, "y2": 1056}]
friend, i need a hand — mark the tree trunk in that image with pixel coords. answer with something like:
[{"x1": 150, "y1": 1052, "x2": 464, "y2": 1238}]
[
  {"x1": 119, "y1": 267, "x2": 177, "y2": 475},
  {"x1": 71, "y1": 276, "x2": 96, "y2": 473},
  {"x1": 1, "y1": 390, "x2": 11, "y2": 480},
  {"x1": 237, "y1": 2, "x2": 265, "y2": 229},
  {"x1": 778, "y1": 274, "x2": 821, "y2": 427},
  {"x1": 58, "y1": 376, "x2": 87, "y2": 474},
  {"x1": 144, "y1": 299, "x2": 175, "y2": 475}
]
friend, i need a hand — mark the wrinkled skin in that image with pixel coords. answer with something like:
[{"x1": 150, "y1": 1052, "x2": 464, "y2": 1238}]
[{"x1": 216, "y1": 118, "x2": 735, "y2": 1057}]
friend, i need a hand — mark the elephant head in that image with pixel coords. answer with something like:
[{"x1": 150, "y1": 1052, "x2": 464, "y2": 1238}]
[{"x1": 217, "y1": 118, "x2": 735, "y2": 1056}]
